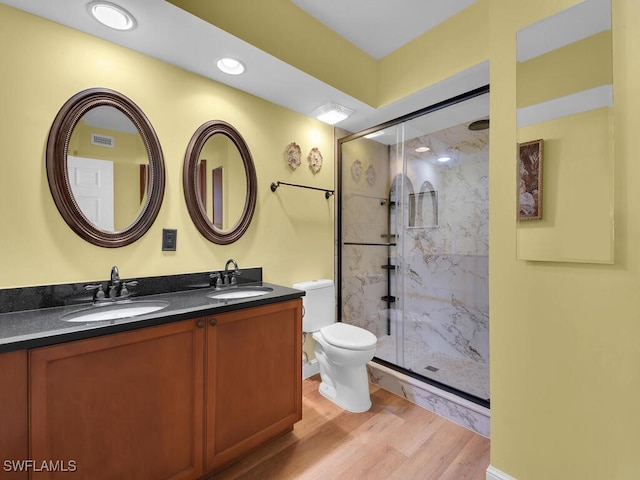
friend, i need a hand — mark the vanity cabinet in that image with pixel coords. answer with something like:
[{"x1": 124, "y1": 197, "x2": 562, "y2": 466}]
[
  {"x1": 25, "y1": 298, "x2": 302, "y2": 479},
  {"x1": 0, "y1": 350, "x2": 28, "y2": 480},
  {"x1": 205, "y1": 300, "x2": 302, "y2": 472},
  {"x1": 29, "y1": 319, "x2": 205, "y2": 480}
]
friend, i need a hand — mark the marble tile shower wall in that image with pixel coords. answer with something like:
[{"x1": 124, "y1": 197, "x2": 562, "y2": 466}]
[
  {"x1": 342, "y1": 194, "x2": 391, "y2": 338},
  {"x1": 342, "y1": 128, "x2": 489, "y2": 392},
  {"x1": 402, "y1": 144, "x2": 489, "y2": 368},
  {"x1": 341, "y1": 139, "x2": 392, "y2": 338}
]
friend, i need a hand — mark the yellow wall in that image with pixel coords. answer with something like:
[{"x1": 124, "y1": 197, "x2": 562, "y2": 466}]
[
  {"x1": 0, "y1": 5, "x2": 334, "y2": 288},
  {"x1": 377, "y1": 0, "x2": 489, "y2": 107},
  {"x1": 491, "y1": 0, "x2": 640, "y2": 478},
  {"x1": 516, "y1": 107, "x2": 614, "y2": 263},
  {"x1": 4, "y1": 1, "x2": 640, "y2": 478},
  {"x1": 516, "y1": 30, "x2": 612, "y2": 108}
]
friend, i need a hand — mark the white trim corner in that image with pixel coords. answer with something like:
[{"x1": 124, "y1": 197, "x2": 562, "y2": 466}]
[{"x1": 487, "y1": 465, "x2": 518, "y2": 480}]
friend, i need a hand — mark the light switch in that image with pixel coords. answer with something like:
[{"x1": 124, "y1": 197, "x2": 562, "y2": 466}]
[{"x1": 162, "y1": 229, "x2": 177, "y2": 251}]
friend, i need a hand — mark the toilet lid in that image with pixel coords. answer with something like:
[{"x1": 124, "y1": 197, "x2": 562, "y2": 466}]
[{"x1": 320, "y1": 323, "x2": 377, "y2": 350}]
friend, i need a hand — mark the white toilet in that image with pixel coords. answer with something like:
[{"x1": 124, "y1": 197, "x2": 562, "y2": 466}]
[{"x1": 293, "y1": 279, "x2": 377, "y2": 413}]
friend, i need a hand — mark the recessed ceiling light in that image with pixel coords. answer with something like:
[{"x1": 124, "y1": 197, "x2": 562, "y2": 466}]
[
  {"x1": 88, "y1": 1, "x2": 136, "y2": 31},
  {"x1": 313, "y1": 103, "x2": 354, "y2": 125},
  {"x1": 437, "y1": 156, "x2": 452, "y2": 163},
  {"x1": 415, "y1": 146, "x2": 431, "y2": 153},
  {"x1": 217, "y1": 58, "x2": 246, "y2": 75}
]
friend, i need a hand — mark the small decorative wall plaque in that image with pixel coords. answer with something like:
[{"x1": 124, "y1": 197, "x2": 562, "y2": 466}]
[
  {"x1": 366, "y1": 165, "x2": 376, "y2": 186},
  {"x1": 308, "y1": 147, "x2": 323, "y2": 173},
  {"x1": 518, "y1": 139, "x2": 543, "y2": 220},
  {"x1": 284, "y1": 142, "x2": 301, "y2": 170},
  {"x1": 351, "y1": 159, "x2": 362, "y2": 182}
]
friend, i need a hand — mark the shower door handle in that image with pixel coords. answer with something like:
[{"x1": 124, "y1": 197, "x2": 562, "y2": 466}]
[{"x1": 381, "y1": 296, "x2": 396, "y2": 303}]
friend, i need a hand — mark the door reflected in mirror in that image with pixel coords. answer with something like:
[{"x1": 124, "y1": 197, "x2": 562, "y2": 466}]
[
  {"x1": 183, "y1": 120, "x2": 257, "y2": 245},
  {"x1": 67, "y1": 106, "x2": 149, "y2": 231},
  {"x1": 196, "y1": 134, "x2": 247, "y2": 232}
]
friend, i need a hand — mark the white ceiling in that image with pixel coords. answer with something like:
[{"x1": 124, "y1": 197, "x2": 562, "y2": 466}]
[
  {"x1": 0, "y1": 0, "x2": 488, "y2": 133},
  {"x1": 291, "y1": 0, "x2": 477, "y2": 60}
]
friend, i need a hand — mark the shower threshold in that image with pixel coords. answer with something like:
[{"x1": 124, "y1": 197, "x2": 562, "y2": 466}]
[
  {"x1": 373, "y1": 357, "x2": 490, "y2": 409},
  {"x1": 367, "y1": 359, "x2": 490, "y2": 438}
]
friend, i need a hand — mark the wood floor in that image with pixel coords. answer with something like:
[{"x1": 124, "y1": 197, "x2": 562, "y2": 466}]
[{"x1": 210, "y1": 375, "x2": 490, "y2": 480}]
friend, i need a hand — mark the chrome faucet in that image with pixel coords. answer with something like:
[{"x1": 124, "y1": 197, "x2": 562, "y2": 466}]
[
  {"x1": 84, "y1": 266, "x2": 137, "y2": 303},
  {"x1": 108, "y1": 266, "x2": 121, "y2": 299},
  {"x1": 108, "y1": 266, "x2": 138, "y2": 300},
  {"x1": 224, "y1": 259, "x2": 239, "y2": 286}
]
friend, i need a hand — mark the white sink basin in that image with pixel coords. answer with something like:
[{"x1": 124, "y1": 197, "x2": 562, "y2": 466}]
[
  {"x1": 62, "y1": 300, "x2": 170, "y2": 322},
  {"x1": 206, "y1": 286, "x2": 273, "y2": 300}
]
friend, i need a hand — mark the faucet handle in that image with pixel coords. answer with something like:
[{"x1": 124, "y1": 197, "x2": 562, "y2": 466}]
[
  {"x1": 84, "y1": 283, "x2": 106, "y2": 302},
  {"x1": 120, "y1": 280, "x2": 138, "y2": 298},
  {"x1": 209, "y1": 272, "x2": 222, "y2": 288}
]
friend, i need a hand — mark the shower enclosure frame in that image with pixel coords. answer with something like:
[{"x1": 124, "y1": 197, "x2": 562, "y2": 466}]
[{"x1": 336, "y1": 85, "x2": 490, "y2": 408}]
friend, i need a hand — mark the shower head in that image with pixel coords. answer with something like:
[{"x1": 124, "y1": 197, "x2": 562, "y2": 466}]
[{"x1": 468, "y1": 119, "x2": 490, "y2": 131}]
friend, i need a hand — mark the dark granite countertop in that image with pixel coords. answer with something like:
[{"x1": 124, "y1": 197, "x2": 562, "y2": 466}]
[{"x1": 0, "y1": 269, "x2": 304, "y2": 354}]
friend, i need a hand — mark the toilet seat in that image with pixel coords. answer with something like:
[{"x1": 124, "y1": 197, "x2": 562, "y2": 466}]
[{"x1": 318, "y1": 322, "x2": 377, "y2": 351}]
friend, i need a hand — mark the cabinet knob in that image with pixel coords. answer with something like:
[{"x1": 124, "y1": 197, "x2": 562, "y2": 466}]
[
  {"x1": 196, "y1": 320, "x2": 204, "y2": 328},
  {"x1": 209, "y1": 319, "x2": 217, "y2": 326}
]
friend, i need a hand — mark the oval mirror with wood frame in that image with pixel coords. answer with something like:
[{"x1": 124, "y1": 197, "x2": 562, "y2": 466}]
[
  {"x1": 46, "y1": 88, "x2": 165, "y2": 247},
  {"x1": 183, "y1": 120, "x2": 257, "y2": 245}
]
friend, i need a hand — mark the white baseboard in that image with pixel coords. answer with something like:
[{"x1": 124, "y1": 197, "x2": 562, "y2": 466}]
[
  {"x1": 303, "y1": 359, "x2": 319, "y2": 379},
  {"x1": 487, "y1": 465, "x2": 517, "y2": 480}
]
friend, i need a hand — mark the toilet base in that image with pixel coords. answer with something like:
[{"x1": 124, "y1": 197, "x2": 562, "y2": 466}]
[
  {"x1": 310, "y1": 324, "x2": 376, "y2": 414},
  {"x1": 316, "y1": 365, "x2": 372, "y2": 413}
]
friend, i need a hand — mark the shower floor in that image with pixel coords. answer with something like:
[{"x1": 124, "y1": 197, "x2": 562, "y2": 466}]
[{"x1": 375, "y1": 334, "x2": 490, "y2": 401}]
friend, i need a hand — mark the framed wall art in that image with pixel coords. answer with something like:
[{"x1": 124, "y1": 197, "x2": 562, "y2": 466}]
[{"x1": 518, "y1": 139, "x2": 543, "y2": 220}]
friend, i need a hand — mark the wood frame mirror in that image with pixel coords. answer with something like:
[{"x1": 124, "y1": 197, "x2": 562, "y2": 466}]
[
  {"x1": 46, "y1": 88, "x2": 165, "y2": 248},
  {"x1": 183, "y1": 120, "x2": 257, "y2": 245}
]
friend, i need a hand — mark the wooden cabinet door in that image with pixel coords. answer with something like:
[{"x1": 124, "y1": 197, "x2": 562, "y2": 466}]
[
  {"x1": 0, "y1": 350, "x2": 28, "y2": 479},
  {"x1": 205, "y1": 300, "x2": 302, "y2": 472},
  {"x1": 30, "y1": 319, "x2": 205, "y2": 480}
]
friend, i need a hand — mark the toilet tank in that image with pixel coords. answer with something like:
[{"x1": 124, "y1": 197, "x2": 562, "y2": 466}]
[{"x1": 292, "y1": 279, "x2": 335, "y2": 332}]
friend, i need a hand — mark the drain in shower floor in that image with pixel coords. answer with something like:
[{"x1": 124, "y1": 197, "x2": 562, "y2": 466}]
[{"x1": 425, "y1": 365, "x2": 440, "y2": 372}]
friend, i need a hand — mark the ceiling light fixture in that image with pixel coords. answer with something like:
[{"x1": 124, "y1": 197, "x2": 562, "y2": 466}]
[
  {"x1": 313, "y1": 103, "x2": 353, "y2": 125},
  {"x1": 415, "y1": 146, "x2": 431, "y2": 153},
  {"x1": 437, "y1": 155, "x2": 452, "y2": 163},
  {"x1": 216, "y1": 57, "x2": 246, "y2": 75},
  {"x1": 364, "y1": 131, "x2": 384, "y2": 139},
  {"x1": 88, "y1": 1, "x2": 136, "y2": 31}
]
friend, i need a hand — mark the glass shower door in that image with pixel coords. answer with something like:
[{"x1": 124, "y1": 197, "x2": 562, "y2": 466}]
[
  {"x1": 339, "y1": 125, "x2": 403, "y2": 365},
  {"x1": 338, "y1": 90, "x2": 490, "y2": 404},
  {"x1": 398, "y1": 107, "x2": 490, "y2": 402}
]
